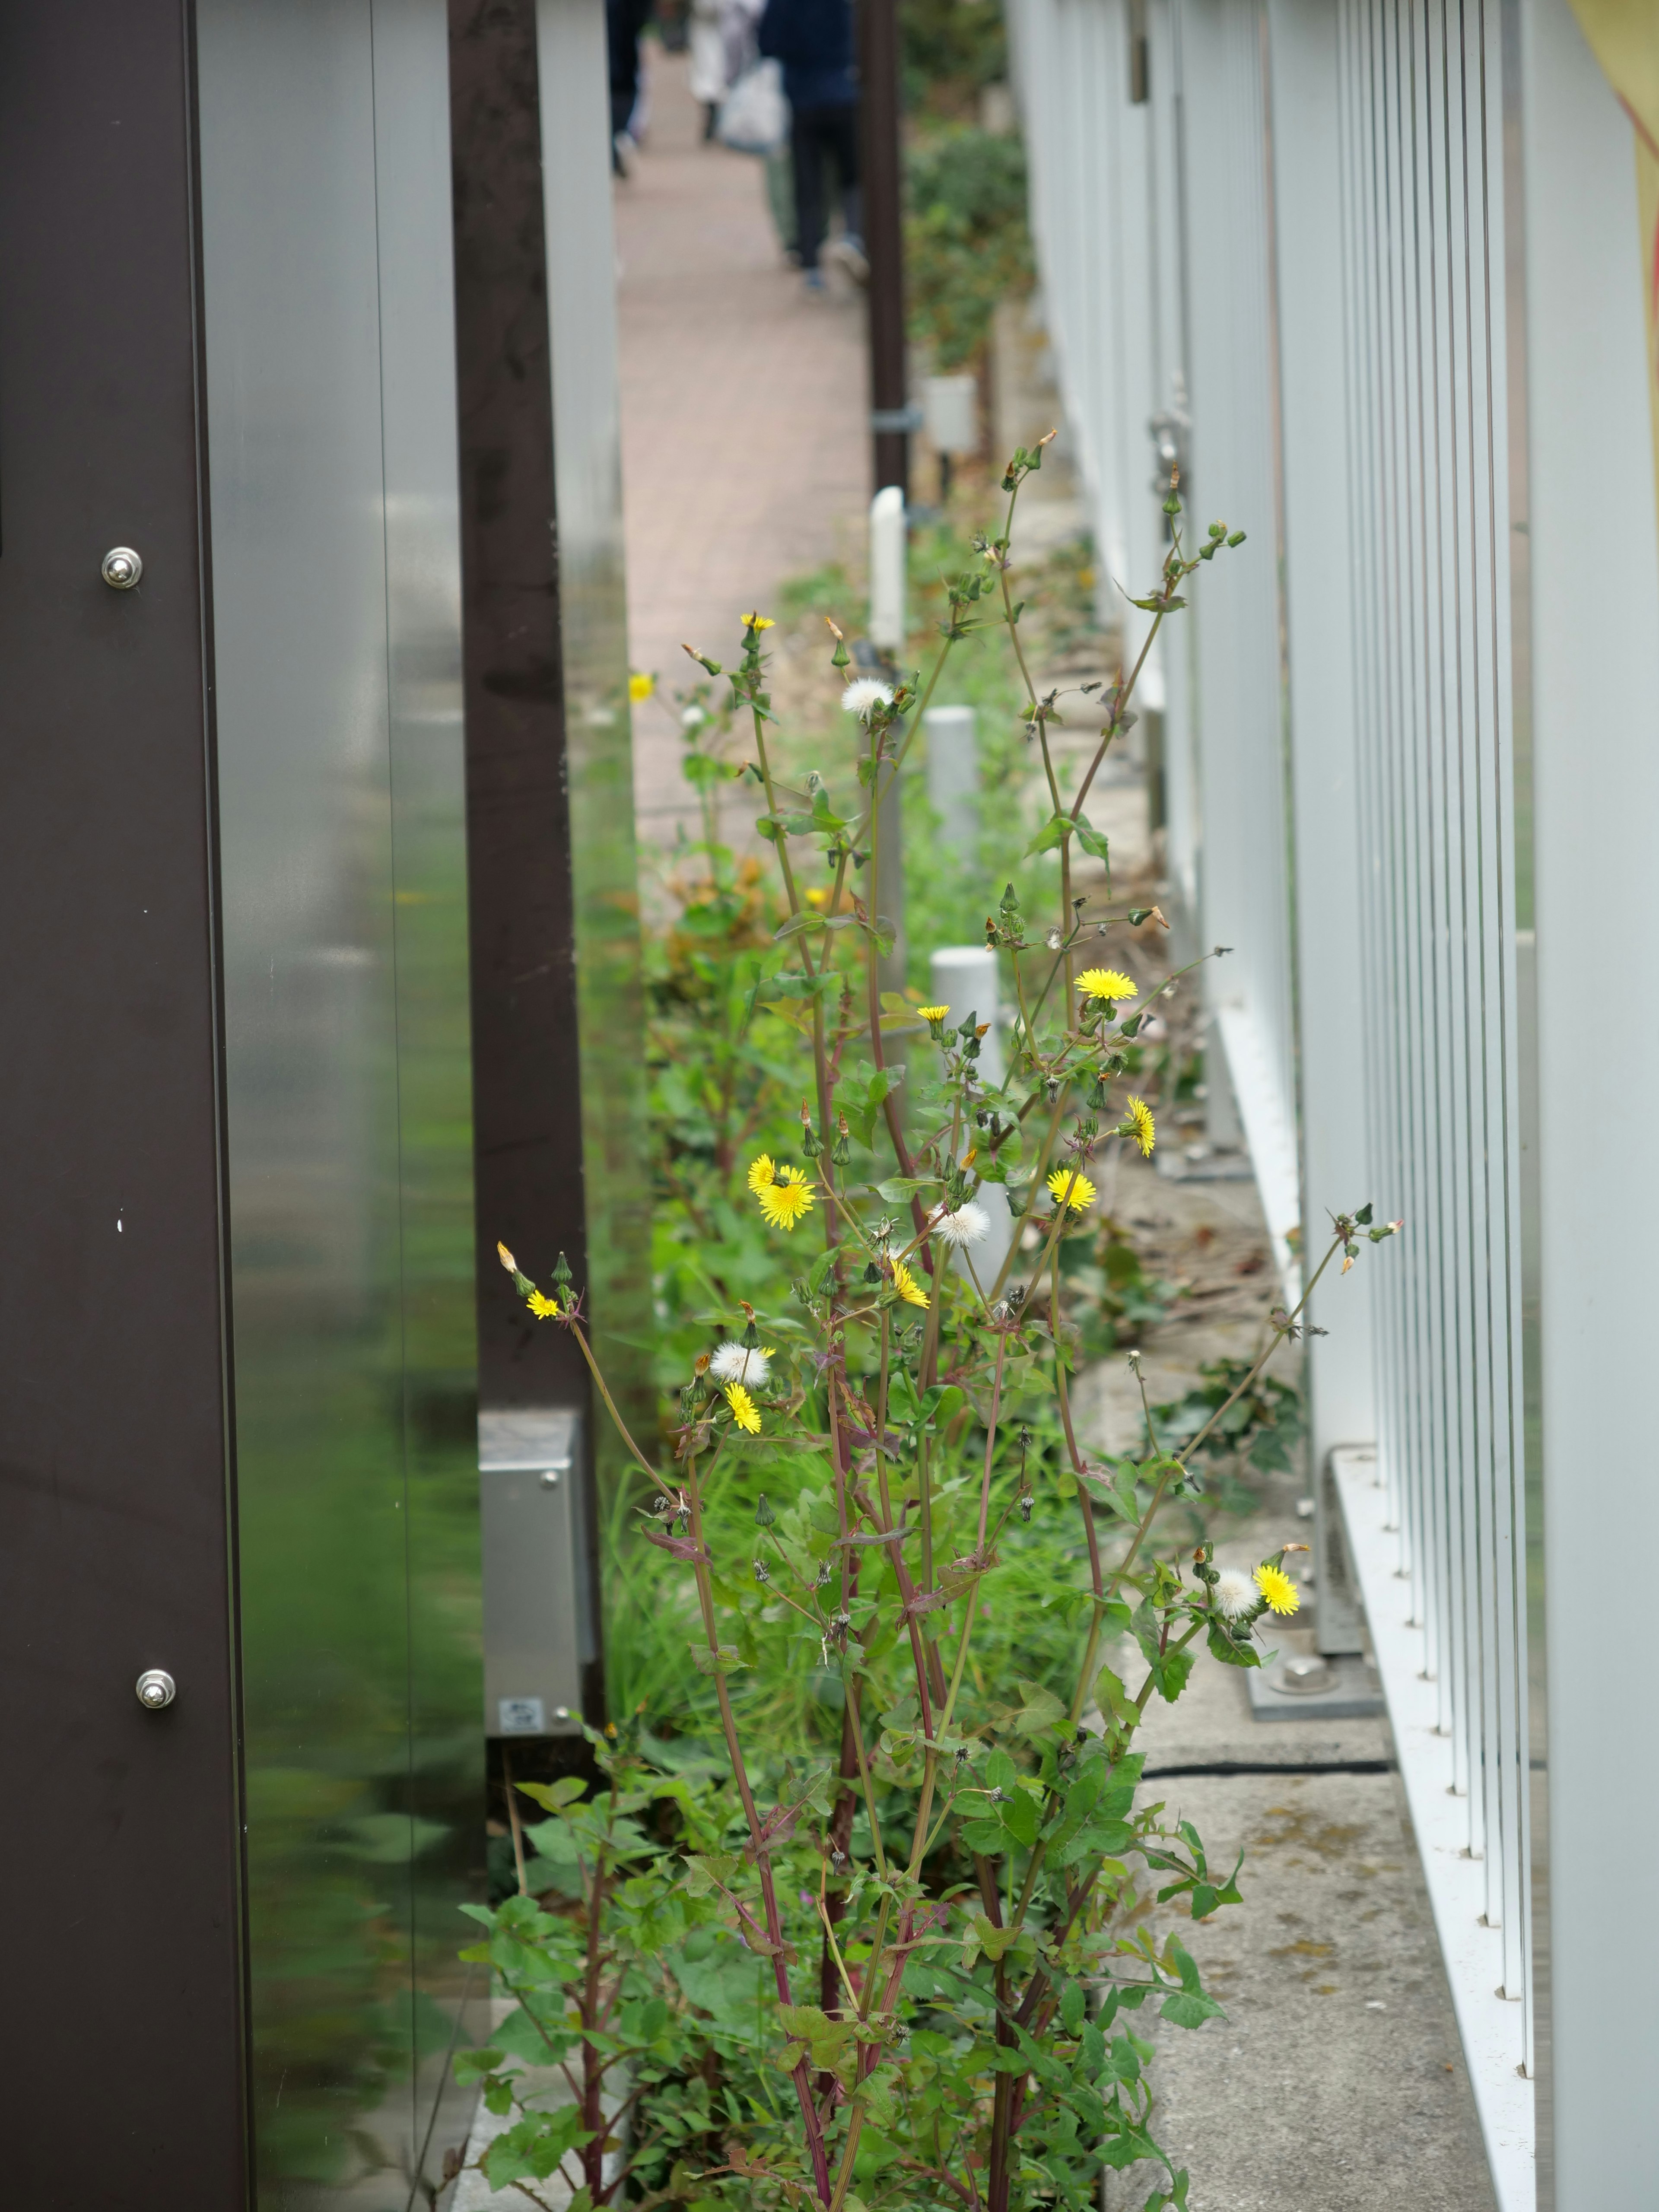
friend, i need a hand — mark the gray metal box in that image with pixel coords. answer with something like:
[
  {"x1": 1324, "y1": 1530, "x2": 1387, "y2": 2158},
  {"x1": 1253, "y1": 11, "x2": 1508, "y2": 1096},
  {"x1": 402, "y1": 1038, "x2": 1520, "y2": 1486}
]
[{"x1": 480, "y1": 1407, "x2": 588, "y2": 1737}]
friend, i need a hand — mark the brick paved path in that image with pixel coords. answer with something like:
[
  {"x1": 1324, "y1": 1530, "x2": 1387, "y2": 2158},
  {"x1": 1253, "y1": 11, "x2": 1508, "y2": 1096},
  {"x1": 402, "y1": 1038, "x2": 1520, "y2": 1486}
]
[{"x1": 615, "y1": 48, "x2": 870, "y2": 840}]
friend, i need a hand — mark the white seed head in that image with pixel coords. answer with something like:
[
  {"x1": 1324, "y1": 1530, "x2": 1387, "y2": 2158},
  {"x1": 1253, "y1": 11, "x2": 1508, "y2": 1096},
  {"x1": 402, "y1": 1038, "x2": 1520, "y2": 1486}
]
[
  {"x1": 1213, "y1": 1568, "x2": 1257, "y2": 1621},
  {"x1": 710, "y1": 1341, "x2": 772, "y2": 1387},
  {"x1": 681, "y1": 704, "x2": 707, "y2": 730},
  {"x1": 841, "y1": 678, "x2": 895, "y2": 721},
  {"x1": 933, "y1": 1201, "x2": 991, "y2": 1249}
]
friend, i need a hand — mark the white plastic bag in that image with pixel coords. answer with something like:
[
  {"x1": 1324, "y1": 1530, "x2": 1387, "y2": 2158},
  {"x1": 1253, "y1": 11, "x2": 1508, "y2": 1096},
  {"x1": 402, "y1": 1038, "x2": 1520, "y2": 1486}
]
[{"x1": 715, "y1": 58, "x2": 788, "y2": 156}]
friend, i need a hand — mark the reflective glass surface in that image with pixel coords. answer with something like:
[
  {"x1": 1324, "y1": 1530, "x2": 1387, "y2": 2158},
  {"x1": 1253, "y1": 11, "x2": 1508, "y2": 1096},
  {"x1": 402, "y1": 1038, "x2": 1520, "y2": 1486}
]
[{"x1": 197, "y1": 3, "x2": 484, "y2": 2202}]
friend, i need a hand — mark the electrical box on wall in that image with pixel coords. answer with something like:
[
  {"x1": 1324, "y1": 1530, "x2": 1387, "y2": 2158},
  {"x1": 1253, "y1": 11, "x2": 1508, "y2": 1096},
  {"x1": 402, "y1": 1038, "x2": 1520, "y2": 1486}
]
[{"x1": 480, "y1": 1407, "x2": 589, "y2": 1738}]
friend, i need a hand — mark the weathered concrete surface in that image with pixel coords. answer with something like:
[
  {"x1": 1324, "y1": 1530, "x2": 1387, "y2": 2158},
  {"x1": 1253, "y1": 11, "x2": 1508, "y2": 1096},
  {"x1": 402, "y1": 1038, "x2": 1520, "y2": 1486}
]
[{"x1": 1103, "y1": 1767, "x2": 1497, "y2": 2212}]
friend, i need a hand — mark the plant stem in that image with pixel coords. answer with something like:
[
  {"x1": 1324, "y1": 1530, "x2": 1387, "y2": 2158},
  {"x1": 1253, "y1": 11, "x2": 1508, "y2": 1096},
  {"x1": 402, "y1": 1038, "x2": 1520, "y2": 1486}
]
[{"x1": 680, "y1": 1448, "x2": 833, "y2": 2203}]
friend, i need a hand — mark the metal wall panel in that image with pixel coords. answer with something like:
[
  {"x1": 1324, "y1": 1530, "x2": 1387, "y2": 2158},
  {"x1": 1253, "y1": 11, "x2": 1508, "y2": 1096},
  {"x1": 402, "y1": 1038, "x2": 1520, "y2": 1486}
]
[
  {"x1": 197, "y1": 2, "x2": 482, "y2": 2200},
  {"x1": 1514, "y1": 0, "x2": 1659, "y2": 2192}
]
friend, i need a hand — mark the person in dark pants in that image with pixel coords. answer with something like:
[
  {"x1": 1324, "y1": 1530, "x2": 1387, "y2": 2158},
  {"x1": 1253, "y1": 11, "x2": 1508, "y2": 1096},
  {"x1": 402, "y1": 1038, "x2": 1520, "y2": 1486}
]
[
  {"x1": 757, "y1": 0, "x2": 866, "y2": 289},
  {"x1": 607, "y1": 0, "x2": 654, "y2": 173}
]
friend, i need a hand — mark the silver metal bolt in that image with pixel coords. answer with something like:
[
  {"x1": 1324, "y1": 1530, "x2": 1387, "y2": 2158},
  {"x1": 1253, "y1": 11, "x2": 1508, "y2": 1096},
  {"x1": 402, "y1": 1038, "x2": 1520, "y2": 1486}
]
[
  {"x1": 1278, "y1": 1654, "x2": 1332, "y2": 1697},
  {"x1": 135, "y1": 1668, "x2": 176, "y2": 1710},
  {"x1": 538, "y1": 1468, "x2": 561, "y2": 1488},
  {"x1": 102, "y1": 547, "x2": 143, "y2": 590}
]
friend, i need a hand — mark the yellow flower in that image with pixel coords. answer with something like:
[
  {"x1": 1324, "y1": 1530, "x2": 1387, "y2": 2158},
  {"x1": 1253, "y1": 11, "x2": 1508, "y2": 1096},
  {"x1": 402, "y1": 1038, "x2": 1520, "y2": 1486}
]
[
  {"x1": 756, "y1": 1164, "x2": 814, "y2": 1231},
  {"x1": 1076, "y1": 967, "x2": 1138, "y2": 1001},
  {"x1": 806, "y1": 887, "x2": 830, "y2": 909},
  {"x1": 890, "y1": 1259, "x2": 930, "y2": 1309},
  {"x1": 1124, "y1": 1096, "x2": 1156, "y2": 1158},
  {"x1": 1047, "y1": 1167, "x2": 1098, "y2": 1214},
  {"x1": 628, "y1": 670, "x2": 655, "y2": 702},
  {"x1": 725, "y1": 1383, "x2": 762, "y2": 1434},
  {"x1": 741, "y1": 610, "x2": 775, "y2": 631},
  {"x1": 918, "y1": 1004, "x2": 950, "y2": 1022},
  {"x1": 527, "y1": 1290, "x2": 562, "y2": 1319},
  {"x1": 1254, "y1": 1562, "x2": 1300, "y2": 1617},
  {"x1": 747, "y1": 1154, "x2": 778, "y2": 1194}
]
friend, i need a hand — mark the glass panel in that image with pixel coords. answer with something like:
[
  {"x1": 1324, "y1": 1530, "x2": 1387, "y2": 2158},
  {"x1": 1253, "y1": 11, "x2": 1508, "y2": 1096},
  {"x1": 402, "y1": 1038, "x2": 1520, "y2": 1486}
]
[{"x1": 197, "y1": 3, "x2": 482, "y2": 2202}]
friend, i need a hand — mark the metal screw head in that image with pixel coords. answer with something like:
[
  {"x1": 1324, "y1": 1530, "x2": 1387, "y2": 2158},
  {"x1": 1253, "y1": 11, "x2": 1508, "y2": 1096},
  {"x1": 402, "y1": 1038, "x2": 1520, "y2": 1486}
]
[
  {"x1": 135, "y1": 1668, "x2": 176, "y2": 1710},
  {"x1": 102, "y1": 546, "x2": 143, "y2": 591},
  {"x1": 538, "y1": 1468, "x2": 561, "y2": 1489}
]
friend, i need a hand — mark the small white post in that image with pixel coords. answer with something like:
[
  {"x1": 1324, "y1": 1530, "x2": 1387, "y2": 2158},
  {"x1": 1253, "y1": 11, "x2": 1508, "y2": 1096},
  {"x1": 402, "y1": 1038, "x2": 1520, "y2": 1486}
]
[
  {"x1": 924, "y1": 703, "x2": 978, "y2": 861},
  {"x1": 868, "y1": 487, "x2": 908, "y2": 997},
  {"x1": 928, "y1": 945, "x2": 1017, "y2": 1285},
  {"x1": 869, "y1": 486, "x2": 907, "y2": 652}
]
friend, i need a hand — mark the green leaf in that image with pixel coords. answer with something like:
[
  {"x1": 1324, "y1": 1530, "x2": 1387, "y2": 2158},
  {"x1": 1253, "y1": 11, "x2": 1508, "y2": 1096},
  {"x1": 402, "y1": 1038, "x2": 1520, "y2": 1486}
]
[
  {"x1": 1059, "y1": 1981, "x2": 1086, "y2": 2035},
  {"x1": 998, "y1": 1786, "x2": 1041, "y2": 1848},
  {"x1": 481, "y1": 2107, "x2": 592, "y2": 2188},
  {"x1": 774, "y1": 911, "x2": 826, "y2": 938},
  {"x1": 1023, "y1": 812, "x2": 1074, "y2": 857},
  {"x1": 1012, "y1": 1679, "x2": 1067, "y2": 1738},
  {"x1": 854, "y1": 2063, "x2": 899, "y2": 2127},
  {"x1": 1073, "y1": 816, "x2": 1110, "y2": 869},
  {"x1": 1206, "y1": 1621, "x2": 1260, "y2": 1669},
  {"x1": 515, "y1": 1776, "x2": 586, "y2": 1814}
]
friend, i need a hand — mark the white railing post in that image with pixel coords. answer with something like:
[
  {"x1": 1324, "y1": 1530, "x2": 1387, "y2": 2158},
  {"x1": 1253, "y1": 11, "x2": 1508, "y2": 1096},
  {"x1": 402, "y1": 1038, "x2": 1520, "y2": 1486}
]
[
  {"x1": 923, "y1": 703, "x2": 977, "y2": 861},
  {"x1": 868, "y1": 488, "x2": 907, "y2": 999},
  {"x1": 928, "y1": 945, "x2": 1017, "y2": 1285}
]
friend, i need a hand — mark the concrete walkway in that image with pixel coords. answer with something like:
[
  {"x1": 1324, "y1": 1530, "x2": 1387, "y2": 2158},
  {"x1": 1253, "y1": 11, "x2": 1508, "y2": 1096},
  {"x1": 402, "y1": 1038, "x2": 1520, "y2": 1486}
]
[{"x1": 615, "y1": 49, "x2": 870, "y2": 841}]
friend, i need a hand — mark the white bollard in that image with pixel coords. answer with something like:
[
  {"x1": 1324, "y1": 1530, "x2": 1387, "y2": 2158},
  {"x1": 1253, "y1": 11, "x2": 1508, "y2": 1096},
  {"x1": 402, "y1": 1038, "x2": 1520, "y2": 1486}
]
[
  {"x1": 868, "y1": 485, "x2": 906, "y2": 653},
  {"x1": 924, "y1": 703, "x2": 978, "y2": 861},
  {"x1": 928, "y1": 945, "x2": 1018, "y2": 1287},
  {"x1": 868, "y1": 487, "x2": 908, "y2": 997}
]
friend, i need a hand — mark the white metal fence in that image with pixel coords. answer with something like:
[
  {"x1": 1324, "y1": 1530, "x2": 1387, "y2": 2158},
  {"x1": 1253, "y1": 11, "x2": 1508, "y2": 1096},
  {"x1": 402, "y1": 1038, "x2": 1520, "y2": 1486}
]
[{"x1": 1008, "y1": 0, "x2": 1659, "y2": 2199}]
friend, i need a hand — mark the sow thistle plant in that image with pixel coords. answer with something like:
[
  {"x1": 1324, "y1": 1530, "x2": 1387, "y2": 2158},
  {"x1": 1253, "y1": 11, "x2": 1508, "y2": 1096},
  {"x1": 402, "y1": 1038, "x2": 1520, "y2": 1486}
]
[{"x1": 460, "y1": 446, "x2": 1399, "y2": 2212}]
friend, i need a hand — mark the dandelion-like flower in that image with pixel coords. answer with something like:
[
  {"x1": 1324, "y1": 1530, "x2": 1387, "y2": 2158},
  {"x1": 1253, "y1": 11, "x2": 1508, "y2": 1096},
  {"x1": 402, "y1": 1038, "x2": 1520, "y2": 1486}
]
[
  {"x1": 628, "y1": 671, "x2": 655, "y2": 703},
  {"x1": 741, "y1": 610, "x2": 775, "y2": 632},
  {"x1": 1077, "y1": 968, "x2": 1138, "y2": 1002},
  {"x1": 890, "y1": 1259, "x2": 930, "y2": 1309},
  {"x1": 933, "y1": 1201, "x2": 990, "y2": 1248},
  {"x1": 1212, "y1": 1568, "x2": 1258, "y2": 1620},
  {"x1": 1047, "y1": 1166, "x2": 1098, "y2": 1215},
  {"x1": 725, "y1": 1383, "x2": 762, "y2": 1434},
  {"x1": 918, "y1": 1003, "x2": 950, "y2": 1022},
  {"x1": 841, "y1": 677, "x2": 895, "y2": 720},
  {"x1": 751, "y1": 1160, "x2": 814, "y2": 1231},
  {"x1": 527, "y1": 1290, "x2": 562, "y2": 1320},
  {"x1": 1124, "y1": 1096, "x2": 1156, "y2": 1158},
  {"x1": 1254, "y1": 1562, "x2": 1300, "y2": 1617},
  {"x1": 710, "y1": 1341, "x2": 774, "y2": 1387}
]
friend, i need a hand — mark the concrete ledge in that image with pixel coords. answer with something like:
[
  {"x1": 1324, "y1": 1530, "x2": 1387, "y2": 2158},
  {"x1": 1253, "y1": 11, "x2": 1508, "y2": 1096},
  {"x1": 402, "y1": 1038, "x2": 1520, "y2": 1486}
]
[{"x1": 1331, "y1": 1446, "x2": 1535, "y2": 2212}]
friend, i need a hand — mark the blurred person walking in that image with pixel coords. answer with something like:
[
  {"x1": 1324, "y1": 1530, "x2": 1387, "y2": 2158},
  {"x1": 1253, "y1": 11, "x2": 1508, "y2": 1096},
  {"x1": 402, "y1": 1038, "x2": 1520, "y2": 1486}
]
[
  {"x1": 688, "y1": 0, "x2": 730, "y2": 138},
  {"x1": 757, "y1": 0, "x2": 865, "y2": 289},
  {"x1": 607, "y1": 0, "x2": 654, "y2": 173}
]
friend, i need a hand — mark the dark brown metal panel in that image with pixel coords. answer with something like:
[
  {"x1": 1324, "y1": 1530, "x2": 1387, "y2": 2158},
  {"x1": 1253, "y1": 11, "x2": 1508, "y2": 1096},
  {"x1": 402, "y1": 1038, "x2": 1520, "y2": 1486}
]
[
  {"x1": 448, "y1": 0, "x2": 594, "y2": 1423},
  {"x1": 860, "y1": 0, "x2": 910, "y2": 495},
  {"x1": 0, "y1": 3, "x2": 247, "y2": 2200}
]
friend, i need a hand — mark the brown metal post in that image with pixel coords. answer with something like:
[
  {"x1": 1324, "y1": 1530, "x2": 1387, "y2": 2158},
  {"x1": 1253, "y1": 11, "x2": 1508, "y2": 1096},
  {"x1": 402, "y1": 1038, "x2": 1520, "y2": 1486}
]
[
  {"x1": 860, "y1": 0, "x2": 910, "y2": 495},
  {"x1": 448, "y1": 0, "x2": 607, "y2": 1726},
  {"x1": 0, "y1": 5, "x2": 249, "y2": 2197}
]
